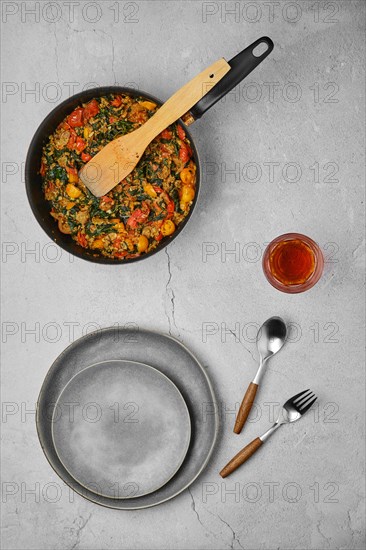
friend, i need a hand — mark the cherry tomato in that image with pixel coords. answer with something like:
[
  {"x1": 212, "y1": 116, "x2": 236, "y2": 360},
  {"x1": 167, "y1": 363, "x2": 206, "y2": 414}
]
[
  {"x1": 99, "y1": 195, "x2": 114, "y2": 211},
  {"x1": 115, "y1": 251, "x2": 128, "y2": 258},
  {"x1": 60, "y1": 121, "x2": 71, "y2": 131},
  {"x1": 109, "y1": 116, "x2": 117, "y2": 124},
  {"x1": 40, "y1": 161, "x2": 46, "y2": 176},
  {"x1": 67, "y1": 131, "x2": 76, "y2": 149},
  {"x1": 75, "y1": 136, "x2": 86, "y2": 153},
  {"x1": 126, "y1": 202, "x2": 150, "y2": 229},
  {"x1": 81, "y1": 152, "x2": 92, "y2": 162},
  {"x1": 83, "y1": 99, "x2": 99, "y2": 121},
  {"x1": 100, "y1": 195, "x2": 114, "y2": 203},
  {"x1": 67, "y1": 108, "x2": 84, "y2": 128},
  {"x1": 113, "y1": 235, "x2": 123, "y2": 249},
  {"x1": 161, "y1": 129, "x2": 172, "y2": 140},
  {"x1": 167, "y1": 200, "x2": 175, "y2": 216},
  {"x1": 66, "y1": 165, "x2": 78, "y2": 176},
  {"x1": 111, "y1": 96, "x2": 122, "y2": 107},
  {"x1": 111, "y1": 95, "x2": 122, "y2": 107},
  {"x1": 126, "y1": 212, "x2": 140, "y2": 229},
  {"x1": 179, "y1": 142, "x2": 191, "y2": 163},
  {"x1": 177, "y1": 125, "x2": 186, "y2": 140},
  {"x1": 77, "y1": 231, "x2": 87, "y2": 248},
  {"x1": 161, "y1": 192, "x2": 175, "y2": 218}
]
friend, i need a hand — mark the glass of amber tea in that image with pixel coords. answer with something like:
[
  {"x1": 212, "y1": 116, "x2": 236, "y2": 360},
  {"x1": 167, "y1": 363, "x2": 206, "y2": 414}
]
[{"x1": 262, "y1": 233, "x2": 324, "y2": 293}]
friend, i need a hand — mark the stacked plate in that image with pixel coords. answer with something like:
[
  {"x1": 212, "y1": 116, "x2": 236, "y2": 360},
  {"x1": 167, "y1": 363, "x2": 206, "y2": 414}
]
[{"x1": 37, "y1": 328, "x2": 218, "y2": 509}]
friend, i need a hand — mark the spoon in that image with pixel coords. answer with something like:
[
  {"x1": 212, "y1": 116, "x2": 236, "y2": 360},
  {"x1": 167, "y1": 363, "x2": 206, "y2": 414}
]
[{"x1": 233, "y1": 316, "x2": 287, "y2": 434}]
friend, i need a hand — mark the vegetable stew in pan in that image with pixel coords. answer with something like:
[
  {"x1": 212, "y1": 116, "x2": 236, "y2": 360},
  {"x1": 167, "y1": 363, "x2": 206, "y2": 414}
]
[{"x1": 40, "y1": 94, "x2": 197, "y2": 259}]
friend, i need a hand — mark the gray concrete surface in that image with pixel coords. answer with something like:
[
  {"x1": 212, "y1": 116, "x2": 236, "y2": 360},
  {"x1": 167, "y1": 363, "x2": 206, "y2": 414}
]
[{"x1": 1, "y1": 1, "x2": 365, "y2": 548}]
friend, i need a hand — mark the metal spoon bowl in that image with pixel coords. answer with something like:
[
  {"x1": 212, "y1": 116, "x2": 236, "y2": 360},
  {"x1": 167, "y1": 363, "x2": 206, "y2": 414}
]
[{"x1": 254, "y1": 316, "x2": 287, "y2": 383}]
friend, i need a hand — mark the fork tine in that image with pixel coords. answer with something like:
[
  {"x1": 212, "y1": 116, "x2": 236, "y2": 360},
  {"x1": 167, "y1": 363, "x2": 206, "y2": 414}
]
[
  {"x1": 297, "y1": 392, "x2": 315, "y2": 407},
  {"x1": 291, "y1": 390, "x2": 310, "y2": 401},
  {"x1": 299, "y1": 396, "x2": 317, "y2": 414},
  {"x1": 291, "y1": 389, "x2": 311, "y2": 403}
]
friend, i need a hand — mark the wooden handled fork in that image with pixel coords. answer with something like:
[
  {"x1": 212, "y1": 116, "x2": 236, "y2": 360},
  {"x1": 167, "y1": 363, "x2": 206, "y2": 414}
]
[{"x1": 221, "y1": 389, "x2": 317, "y2": 477}]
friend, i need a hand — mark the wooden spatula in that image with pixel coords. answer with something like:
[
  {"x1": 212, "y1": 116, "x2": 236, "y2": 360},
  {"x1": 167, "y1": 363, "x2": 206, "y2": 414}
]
[{"x1": 79, "y1": 58, "x2": 231, "y2": 197}]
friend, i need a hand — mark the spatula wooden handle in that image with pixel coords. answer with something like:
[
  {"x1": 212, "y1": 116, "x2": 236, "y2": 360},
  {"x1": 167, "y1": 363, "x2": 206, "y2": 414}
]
[
  {"x1": 80, "y1": 58, "x2": 231, "y2": 197},
  {"x1": 220, "y1": 437, "x2": 263, "y2": 478},
  {"x1": 233, "y1": 382, "x2": 258, "y2": 434},
  {"x1": 136, "y1": 58, "x2": 231, "y2": 145}
]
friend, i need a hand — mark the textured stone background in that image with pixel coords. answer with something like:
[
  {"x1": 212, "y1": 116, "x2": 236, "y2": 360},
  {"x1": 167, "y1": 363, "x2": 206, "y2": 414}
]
[{"x1": 1, "y1": 1, "x2": 365, "y2": 549}]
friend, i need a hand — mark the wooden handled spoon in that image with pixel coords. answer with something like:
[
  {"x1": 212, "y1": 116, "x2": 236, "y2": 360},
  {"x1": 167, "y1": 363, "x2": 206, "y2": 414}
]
[
  {"x1": 79, "y1": 58, "x2": 231, "y2": 197},
  {"x1": 234, "y1": 317, "x2": 287, "y2": 434}
]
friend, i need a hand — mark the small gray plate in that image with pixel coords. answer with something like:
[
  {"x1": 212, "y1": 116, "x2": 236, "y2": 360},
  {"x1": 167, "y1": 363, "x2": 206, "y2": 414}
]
[
  {"x1": 37, "y1": 328, "x2": 218, "y2": 510},
  {"x1": 52, "y1": 360, "x2": 191, "y2": 499}
]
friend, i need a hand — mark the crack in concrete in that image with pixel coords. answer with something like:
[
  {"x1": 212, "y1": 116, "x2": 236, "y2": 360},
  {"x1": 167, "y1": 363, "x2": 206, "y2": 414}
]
[
  {"x1": 227, "y1": 329, "x2": 240, "y2": 342},
  {"x1": 165, "y1": 248, "x2": 178, "y2": 337},
  {"x1": 352, "y1": 237, "x2": 365, "y2": 259},
  {"x1": 110, "y1": 34, "x2": 117, "y2": 84},
  {"x1": 4, "y1": 211, "x2": 28, "y2": 240},
  {"x1": 226, "y1": 330, "x2": 256, "y2": 363},
  {"x1": 187, "y1": 488, "x2": 206, "y2": 530},
  {"x1": 315, "y1": 519, "x2": 332, "y2": 548},
  {"x1": 346, "y1": 511, "x2": 355, "y2": 543},
  {"x1": 344, "y1": 510, "x2": 362, "y2": 545},
  {"x1": 207, "y1": 510, "x2": 244, "y2": 549},
  {"x1": 52, "y1": 26, "x2": 60, "y2": 83},
  {"x1": 65, "y1": 24, "x2": 87, "y2": 35},
  {"x1": 241, "y1": 344, "x2": 256, "y2": 362},
  {"x1": 70, "y1": 513, "x2": 92, "y2": 549},
  {"x1": 216, "y1": 514, "x2": 244, "y2": 550},
  {"x1": 187, "y1": 489, "x2": 218, "y2": 539}
]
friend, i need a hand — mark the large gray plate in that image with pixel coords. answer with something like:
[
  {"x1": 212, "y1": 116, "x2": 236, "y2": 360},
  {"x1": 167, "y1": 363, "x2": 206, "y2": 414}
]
[
  {"x1": 37, "y1": 328, "x2": 218, "y2": 509},
  {"x1": 52, "y1": 360, "x2": 191, "y2": 499}
]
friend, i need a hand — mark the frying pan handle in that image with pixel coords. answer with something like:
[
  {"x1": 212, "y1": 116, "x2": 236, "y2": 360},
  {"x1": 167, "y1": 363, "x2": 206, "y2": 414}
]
[{"x1": 188, "y1": 37, "x2": 274, "y2": 121}]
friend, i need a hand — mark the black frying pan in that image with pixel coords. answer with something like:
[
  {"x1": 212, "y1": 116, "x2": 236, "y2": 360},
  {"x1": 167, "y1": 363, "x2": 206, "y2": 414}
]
[{"x1": 25, "y1": 37, "x2": 273, "y2": 264}]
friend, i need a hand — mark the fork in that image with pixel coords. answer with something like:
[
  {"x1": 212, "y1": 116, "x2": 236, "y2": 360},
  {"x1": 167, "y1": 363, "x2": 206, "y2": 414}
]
[{"x1": 220, "y1": 389, "x2": 317, "y2": 478}]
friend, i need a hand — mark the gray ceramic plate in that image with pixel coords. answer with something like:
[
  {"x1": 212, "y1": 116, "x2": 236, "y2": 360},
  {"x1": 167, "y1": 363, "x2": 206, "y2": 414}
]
[
  {"x1": 37, "y1": 328, "x2": 218, "y2": 509},
  {"x1": 52, "y1": 360, "x2": 191, "y2": 499}
]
